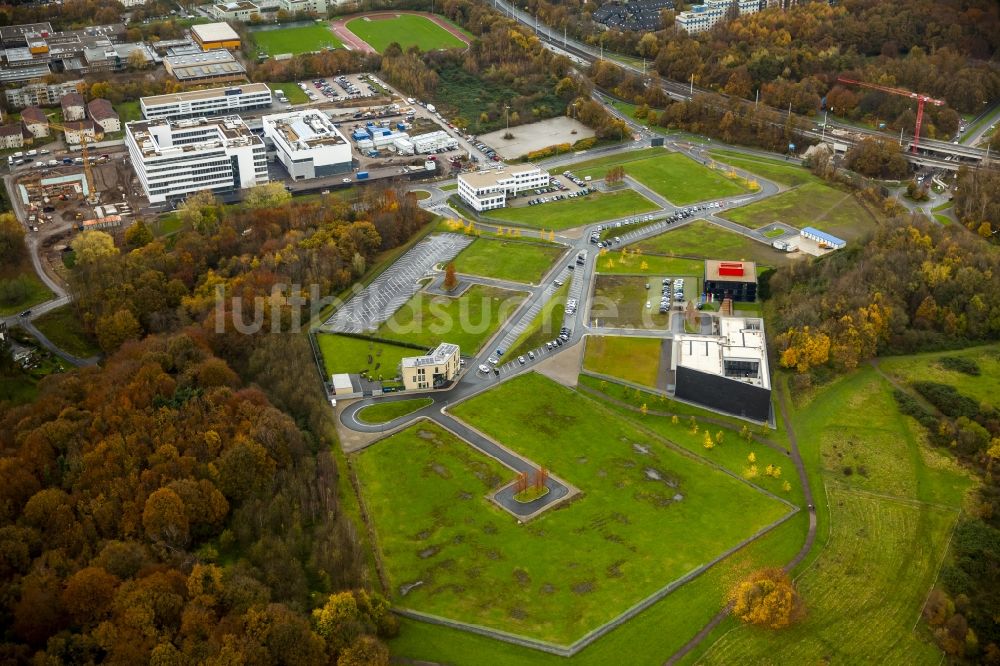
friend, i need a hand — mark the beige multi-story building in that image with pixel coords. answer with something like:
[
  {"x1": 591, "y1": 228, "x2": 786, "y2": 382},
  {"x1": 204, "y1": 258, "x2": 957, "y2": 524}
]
[
  {"x1": 4, "y1": 79, "x2": 84, "y2": 109},
  {"x1": 62, "y1": 119, "x2": 99, "y2": 145},
  {"x1": 675, "y1": 0, "x2": 761, "y2": 34},
  {"x1": 87, "y1": 98, "x2": 120, "y2": 133},
  {"x1": 20, "y1": 106, "x2": 49, "y2": 138},
  {"x1": 60, "y1": 92, "x2": 86, "y2": 121},
  {"x1": 400, "y1": 343, "x2": 460, "y2": 391},
  {"x1": 0, "y1": 124, "x2": 26, "y2": 149}
]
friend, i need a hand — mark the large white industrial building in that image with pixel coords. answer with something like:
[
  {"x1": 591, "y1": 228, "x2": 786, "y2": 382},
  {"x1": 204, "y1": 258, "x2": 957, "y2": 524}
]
[
  {"x1": 457, "y1": 164, "x2": 550, "y2": 212},
  {"x1": 140, "y1": 83, "x2": 273, "y2": 121},
  {"x1": 126, "y1": 115, "x2": 268, "y2": 204},
  {"x1": 675, "y1": 0, "x2": 761, "y2": 34},
  {"x1": 262, "y1": 109, "x2": 353, "y2": 180}
]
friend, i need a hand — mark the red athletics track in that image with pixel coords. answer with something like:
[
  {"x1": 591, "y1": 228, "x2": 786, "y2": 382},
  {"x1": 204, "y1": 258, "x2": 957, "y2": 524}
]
[{"x1": 329, "y1": 11, "x2": 471, "y2": 55}]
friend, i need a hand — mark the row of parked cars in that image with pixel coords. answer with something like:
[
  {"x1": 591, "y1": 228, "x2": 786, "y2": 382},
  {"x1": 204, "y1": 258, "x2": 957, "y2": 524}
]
[
  {"x1": 561, "y1": 170, "x2": 591, "y2": 188},
  {"x1": 472, "y1": 140, "x2": 500, "y2": 162},
  {"x1": 651, "y1": 277, "x2": 686, "y2": 314},
  {"x1": 546, "y1": 326, "x2": 572, "y2": 350},
  {"x1": 527, "y1": 188, "x2": 591, "y2": 206}
]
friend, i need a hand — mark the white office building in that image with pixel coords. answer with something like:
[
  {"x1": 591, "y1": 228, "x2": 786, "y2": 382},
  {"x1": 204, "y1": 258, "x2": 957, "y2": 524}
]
[
  {"x1": 126, "y1": 115, "x2": 268, "y2": 204},
  {"x1": 675, "y1": 0, "x2": 761, "y2": 34},
  {"x1": 140, "y1": 83, "x2": 273, "y2": 121},
  {"x1": 262, "y1": 109, "x2": 352, "y2": 180},
  {"x1": 457, "y1": 164, "x2": 550, "y2": 212}
]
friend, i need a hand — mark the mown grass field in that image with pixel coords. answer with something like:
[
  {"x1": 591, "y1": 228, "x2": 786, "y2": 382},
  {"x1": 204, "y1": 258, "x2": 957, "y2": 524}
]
[
  {"x1": 316, "y1": 333, "x2": 420, "y2": 378},
  {"x1": 574, "y1": 152, "x2": 748, "y2": 206},
  {"x1": 721, "y1": 181, "x2": 875, "y2": 241},
  {"x1": 376, "y1": 284, "x2": 525, "y2": 353},
  {"x1": 360, "y1": 373, "x2": 791, "y2": 645},
  {"x1": 0, "y1": 258, "x2": 54, "y2": 316},
  {"x1": 691, "y1": 366, "x2": 972, "y2": 665},
  {"x1": 631, "y1": 219, "x2": 792, "y2": 267},
  {"x1": 583, "y1": 335, "x2": 663, "y2": 388},
  {"x1": 252, "y1": 23, "x2": 343, "y2": 55},
  {"x1": 356, "y1": 398, "x2": 433, "y2": 424},
  {"x1": 346, "y1": 14, "x2": 466, "y2": 53},
  {"x1": 270, "y1": 82, "x2": 309, "y2": 104},
  {"x1": 452, "y1": 238, "x2": 564, "y2": 284},
  {"x1": 488, "y1": 190, "x2": 658, "y2": 230},
  {"x1": 707, "y1": 150, "x2": 819, "y2": 187},
  {"x1": 591, "y1": 275, "x2": 673, "y2": 328},
  {"x1": 31, "y1": 306, "x2": 99, "y2": 358},
  {"x1": 595, "y1": 251, "x2": 704, "y2": 277}
]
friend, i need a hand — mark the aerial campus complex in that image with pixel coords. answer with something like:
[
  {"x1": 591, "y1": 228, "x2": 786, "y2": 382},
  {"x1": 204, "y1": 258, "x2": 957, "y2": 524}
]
[{"x1": 2, "y1": 2, "x2": 999, "y2": 665}]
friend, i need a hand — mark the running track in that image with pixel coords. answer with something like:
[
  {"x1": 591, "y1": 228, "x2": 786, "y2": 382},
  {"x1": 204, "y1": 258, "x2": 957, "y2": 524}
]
[{"x1": 330, "y1": 11, "x2": 471, "y2": 55}]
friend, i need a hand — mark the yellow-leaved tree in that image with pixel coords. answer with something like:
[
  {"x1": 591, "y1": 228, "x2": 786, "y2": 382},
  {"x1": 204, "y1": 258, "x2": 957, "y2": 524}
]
[{"x1": 729, "y1": 567, "x2": 805, "y2": 629}]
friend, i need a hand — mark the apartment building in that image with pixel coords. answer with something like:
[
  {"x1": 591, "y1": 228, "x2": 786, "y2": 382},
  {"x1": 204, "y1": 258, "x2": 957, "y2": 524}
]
[
  {"x1": 88, "y1": 99, "x2": 121, "y2": 134},
  {"x1": 140, "y1": 84, "x2": 273, "y2": 121},
  {"x1": 675, "y1": 0, "x2": 761, "y2": 34},
  {"x1": 4, "y1": 79, "x2": 84, "y2": 109},
  {"x1": 20, "y1": 106, "x2": 49, "y2": 138},
  {"x1": 457, "y1": 164, "x2": 550, "y2": 212},
  {"x1": 126, "y1": 115, "x2": 268, "y2": 204}
]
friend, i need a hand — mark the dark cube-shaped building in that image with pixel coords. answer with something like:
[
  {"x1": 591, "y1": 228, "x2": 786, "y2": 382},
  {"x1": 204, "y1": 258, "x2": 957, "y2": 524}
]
[{"x1": 704, "y1": 260, "x2": 757, "y2": 303}]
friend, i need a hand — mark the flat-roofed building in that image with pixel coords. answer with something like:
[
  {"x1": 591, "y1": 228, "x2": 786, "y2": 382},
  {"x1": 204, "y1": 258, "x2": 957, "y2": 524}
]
[
  {"x1": 262, "y1": 108, "x2": 352, "y2": 180},
  {"x1": 800, "y1": 226, "x2": 846, "y2": 250},
  {"x1": 141, "y1": 83, "x2": 272, "y2": 121},
  {"x1": 126, "y1": 115, "x2": 268, "y2": 204},
  {"x1": 457, "y1": 164, "x2": 550, "y2": 212},
  {"x1": 400, "y1": 343, "x2": 460, "y2": 391},
  {"x1": 4, "y1": 79, "x2": 84, "y2": 109},
  {"x1": 675, "y1": 0, "x2": 760, "y2": 34},
  {"x1": 211, "y1": 0, "x2": 260, "y2": 20},
  {"x1": 163, "y1": 48, "x2": 247, "y2": 84},
  {"x1": 704, "y1": 259, "x2": 758, "y2": 303},
  {"x1": 191, "y1": 22, "x2": 241, "y2": 50},
  {"x1": 672, "y1": 317, "x2": 771, "y2": 421},
  {"x1": 277, "y1": 0, "x2": 330, "y2": 14}
]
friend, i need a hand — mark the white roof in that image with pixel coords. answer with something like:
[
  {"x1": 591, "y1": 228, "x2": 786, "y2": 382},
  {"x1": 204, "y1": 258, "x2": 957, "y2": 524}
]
[
  {"x1": 192, "y1": 22, "x2": 239, "y2": 43},
  {"x1": 675, "y1": 317, "x2": 770, "y2": 389},
  {"x1": 331, "y1": 373, "x2": 353, "y2": 390},
  {"x1": 401, "y1": 342, "x2": 459, "y2": 368}
]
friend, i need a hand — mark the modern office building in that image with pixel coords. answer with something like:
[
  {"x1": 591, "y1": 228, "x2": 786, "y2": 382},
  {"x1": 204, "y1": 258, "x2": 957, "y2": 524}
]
[
  {"x1": 262, "y1": 109, "x2": 353, "y2": 180},
  {"x1": 4, "y1": 79, "x2": 84, "y2": 109},
  {"x1": 210, "y1": 1, "x2": 261, "y2": 20},
  {"x1": 457, "y1": 164, "x2": 550, "y2": 212},
  {"x1": 141, "y1": 84, "x2": 273, "y2": 121},
  {"x1": 675, "y1": 0, "x2": 761, "y2": 34},
  {"x1": 163, "y1": 49, "x2": 247, "y2": 84},
  {"x1": 672, "y1": 317, "x2": 771, "y2": 422},
  {"x1": 0, "y1": 22, "x2": 144, "y2": 82},
  {"x1": 126, "y1": 115, "x2": 268, "y2": 205},
  {"x1": 191, "y1": 22, "x2": 241, "y2": 50},
  {"x1": 400, "y1": 343, "x2": 460, "y2": 391},
  {"x1": 704, "y1": 259, "x2": 758, "y2": 303}
]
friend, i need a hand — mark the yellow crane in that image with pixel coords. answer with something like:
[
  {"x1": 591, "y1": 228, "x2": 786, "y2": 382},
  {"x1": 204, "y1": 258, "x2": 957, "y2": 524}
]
[{"x1": 46, "y1": 118, "x2": 97, "y2": 204}]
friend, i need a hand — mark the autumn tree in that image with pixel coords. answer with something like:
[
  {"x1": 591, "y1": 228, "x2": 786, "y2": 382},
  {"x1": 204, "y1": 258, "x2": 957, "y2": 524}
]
[
  {"x1": 124, "y1": 219, "x2": 153, "y2": 248},
  {"x1": 443, "y1": 262, "x2": 458, "y2": 291},
  {"x1": 605, "y1": 165, "x2": 626, "y2": 186},
  {"x1": 0, "y1": 212, "x2": 25, "y2": 264},
  {"x1": 777, "y1": 326, "x2": 830, "y2": 373},
  {"x1": 244, "y1": 182, "x2": 292, "y2": 210},
  {"x1": 142, "y1": 487, "x2": 190, "y2": 549},
  {"x1": 729, "y1": 568, "x2": 805, "y2": 629},
  {"x1": 71, "y1": 230, "x2": 118, "y2": 265},
  {"x1": 95, "y1": 308, "x2": 141, "y2": 353}
]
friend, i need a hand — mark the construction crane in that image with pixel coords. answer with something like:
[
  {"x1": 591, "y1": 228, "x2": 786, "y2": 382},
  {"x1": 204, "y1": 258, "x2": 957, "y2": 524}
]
[
  {"x1": 836, "y1": 77, "x2": 945, "y2": 153},
  {"x1": 46, "y1": 118, "x2": 97, "y2": 204}
]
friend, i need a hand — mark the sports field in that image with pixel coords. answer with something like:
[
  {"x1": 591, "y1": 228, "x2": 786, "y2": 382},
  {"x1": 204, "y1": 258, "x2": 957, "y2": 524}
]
[
  {"x1": 487, "y1": 190, "x2": 659, "y2": 230},
  {"x1": 452, "y1": 238, "x2": 564, "y2": 284},
  {"x1": 316, "y1": 333, "x2": 420, "y2": 378},
  {"x1": 631, "y1": 219, "x2": 792, "y2": 267},
  {"x1": 252, "y1": 23, "x2": 342, "y2": 55},
  {"x1": 583, "y1": 336, "x2": 663, "y2": 388},
  {"x1": 357, "y1": 373, "x2": 791, "y2": 644},
  {"x1": 574, "y1": 152, "x2": 748, "y2": 206},
  {"x1": 346, "y1": 14, "x2": 466, "y2": 53},
  {"x1": 722, "y1": 181, "x2": 876, "y2": 240},
  {"x1": 376, "y1": 284, "x2": 525, "y2": 353}
]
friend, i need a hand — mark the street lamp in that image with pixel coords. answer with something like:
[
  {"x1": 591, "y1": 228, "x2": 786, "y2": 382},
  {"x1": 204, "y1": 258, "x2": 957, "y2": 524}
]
[{"x1": 505, "y1": 104, "x2": 511, "y2": 130}]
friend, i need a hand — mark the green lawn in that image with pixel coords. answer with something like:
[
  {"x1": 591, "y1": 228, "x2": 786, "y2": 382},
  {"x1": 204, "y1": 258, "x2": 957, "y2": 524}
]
[
  {"x1": 563, "y1": 147, "x2": 665, "y2": 173},
  {"x1": 0, "y1": 259, "x2": 54, "y2": 316},
  {"x1": 346, "y1": 14, "x2": 466, "y2": 53},
  {"x1": 583, "y1": 335, "x2": 663, "y2": 388},
  {"x1": 630, "y1": 219, "x2": 791, "y2": 267},
  {"x1": 595, "y1": 252, "x2": 703, "y2": 278},
  {"x1": 697, "y1": 366, "x2": 971, "y2": 664},
  {"x1": 114, "y1": 100, "x2": 142, "y2": 123},
  {"x1": 316, "y1": 333, "x2": 421, "y2": 379},
  {"x1": 451, "y1": 238, "x2": 564, "y2": 284},
  {"x1": 877, "y1": 345, "x2": 1000, "y2": 410},
  {"x1": 31, "y1": 306, "x2": 99, "y2": 358},
  {"x1": 359, "y1": 373, "x2": 791, "y2": 645},
  {"x1": 933, "y1": 213, "x2": 953, "y2": 226},
  {"x1": 270, "y1": 82, "x2": 309, "y2": 105},
  {"x1": 574, "y1": 152, "x2": 748, "y2": 206},
  {"x1": 439, "y1": 183, "x2": 458, "y2": 191},
  {"x1": 707, "y1": 150, "x2": 819, "y2": 187},
  {"x1": 487, "y1": 190, "x2": 658, "y2": 230},
  {"x1": 376, "y1": 284, "x2": 525, "y2": 354},
  {"x1": 591, "y1": 275, "x2": 674, "y2": 328},
  {"x1": 356, "y1": 398, "x2": 433, "y2": 424},
  {"x1": 505, "y1": 281, "x2": 569, "y2": 359},
  {"x1": 251, "y1": 23, "x2": 343, "y2": 55},
  {"x1": 721, "y1": 181, "x2": 876, "y2": 241}
]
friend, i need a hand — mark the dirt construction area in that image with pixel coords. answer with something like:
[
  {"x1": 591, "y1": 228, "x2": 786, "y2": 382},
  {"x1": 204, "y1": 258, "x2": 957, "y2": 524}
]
[{"x1": 478, "y1": 117, "x2": 596, "y2": 160}]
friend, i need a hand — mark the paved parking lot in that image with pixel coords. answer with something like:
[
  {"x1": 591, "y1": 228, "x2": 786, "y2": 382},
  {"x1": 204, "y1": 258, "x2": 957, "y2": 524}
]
[
  {"x1": 299, "y1": 73, "x2": 385, "y2": 104},
  {"x1": 322, "y1": 233, "x2": 473, "y2": 333}
]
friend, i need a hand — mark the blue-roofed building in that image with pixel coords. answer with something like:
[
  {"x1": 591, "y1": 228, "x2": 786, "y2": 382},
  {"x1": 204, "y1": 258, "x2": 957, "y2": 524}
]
[{"x1": 800, "y1": 227, "x2": 846, "y2": 250}]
